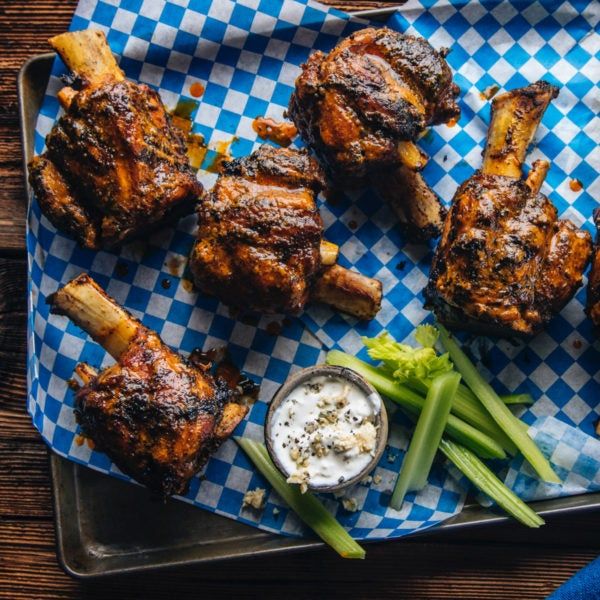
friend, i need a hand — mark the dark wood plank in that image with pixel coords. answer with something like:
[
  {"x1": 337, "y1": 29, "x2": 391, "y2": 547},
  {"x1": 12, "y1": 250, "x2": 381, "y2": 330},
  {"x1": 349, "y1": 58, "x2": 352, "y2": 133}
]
[{"x1": 0, "y1": 517, "x2": 596, "y2": 599}]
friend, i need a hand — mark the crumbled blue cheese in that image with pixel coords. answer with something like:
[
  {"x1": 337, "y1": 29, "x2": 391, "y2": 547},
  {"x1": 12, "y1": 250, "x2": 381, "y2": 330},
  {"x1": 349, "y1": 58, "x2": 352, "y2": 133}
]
[
  {"x1": 341, "y1": 497, "x2": 359, "y2": 512},
  {"x1": 242, "y1": 487, "x2": 266, "y2": 510},
  {"x1": 271, "y1": 374, "x2": 380, "y2": 491}
]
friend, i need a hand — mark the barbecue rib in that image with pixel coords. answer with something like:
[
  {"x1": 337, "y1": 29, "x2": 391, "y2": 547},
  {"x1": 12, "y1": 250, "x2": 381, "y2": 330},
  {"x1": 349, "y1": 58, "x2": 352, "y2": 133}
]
[
  {"x1": 586, "y1": 210, "x2": 600, "y2": 327},
  {"x1": 426, "y1": 81, "x2": 592, "y2": 337},
  {"x1": 29, "y1": 30, "x2": 202, "y2": 250},
  {"x1": 288, "y1": 27, "x2": 460, "y2": 240},
  {"x1": 47, "y1": 274, "x2": 247, "y2": 496},
  {"x1": 189, "y1": 145, "x2": 382, "y2": 319}
]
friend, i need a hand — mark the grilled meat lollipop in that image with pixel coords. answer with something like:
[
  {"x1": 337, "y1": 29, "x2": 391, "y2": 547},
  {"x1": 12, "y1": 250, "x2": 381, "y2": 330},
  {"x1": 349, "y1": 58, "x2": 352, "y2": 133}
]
[
  {"x1": 426, "y1": 81, "x2": 592, "y2": 337},
  {"x1": 47, "y1": 274, "x2": 247, "y2": 496},
  {"x1": 288, "y1": 27, "x2": 460, "y2": 240},
  {"x1": 586, "y1": 210, "x2": 600, "y2": 327},
  {"x1": 189, "y1": 145, "x2": 382, "y2": 319},
  {"x1": 29, "y1": 30, "x2": 202, "y2": 250}
]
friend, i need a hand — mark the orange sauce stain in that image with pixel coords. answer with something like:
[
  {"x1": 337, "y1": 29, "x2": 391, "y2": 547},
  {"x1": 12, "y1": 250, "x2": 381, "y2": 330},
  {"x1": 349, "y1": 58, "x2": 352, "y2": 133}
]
[
  {"x1": 166, "y1": 256, "x2": 184, "y2": 277},
  {"x1": 171, "y1": 114, "x2": 193, "y2": 135},
  {"x1": 181, "y1": 278, "x2": 194, "y2": 292},
  {"x1": 86, "y1": 438, "x2": 95, "y2": 449},
  {"x1": 266, "y1": 321, "x2": 283, "y2": 336},
  {"x1": 252, "y1": 116, "x2": 297, "y2": 147},
  {"x1": 189, "y1": 82, "x2": 205, "y2": 98},
  {"x1": 446, "y1": 117, "x2": 458, "y2": 128},
  {"x1": 569, "y1": 179, "x2": 583, "y2": 192},
  {"x1": 168, "y1": 99, "x2": 207, "y2": 171},
  {"x1": 206, "y1": 138, "x2": 238, "y2": 173},
  {"x1": 479, "y1": 84, "x2": 500, "y2": 100},
  {"x1": 187, "y1": 133, "x2": 208, "y2": 171}
]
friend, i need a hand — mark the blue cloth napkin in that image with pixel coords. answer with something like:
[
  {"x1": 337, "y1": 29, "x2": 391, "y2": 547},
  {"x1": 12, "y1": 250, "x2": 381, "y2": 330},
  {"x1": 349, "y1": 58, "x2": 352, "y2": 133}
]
[{"x1": 548, "y1": 557, "x2": 600, "y2": 600}]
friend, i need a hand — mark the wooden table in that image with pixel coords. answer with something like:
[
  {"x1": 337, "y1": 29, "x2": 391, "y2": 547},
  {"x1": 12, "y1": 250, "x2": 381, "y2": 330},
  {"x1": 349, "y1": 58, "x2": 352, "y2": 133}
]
[{"x1": 0, "y1": 1, "x2": 598, "y2": 597}]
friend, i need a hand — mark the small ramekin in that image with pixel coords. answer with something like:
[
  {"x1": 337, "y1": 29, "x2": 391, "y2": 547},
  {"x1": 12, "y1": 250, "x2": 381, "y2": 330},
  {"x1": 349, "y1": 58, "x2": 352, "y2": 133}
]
[{"x1": 264, "y1": 365, "x2": 388, "y2": 494}]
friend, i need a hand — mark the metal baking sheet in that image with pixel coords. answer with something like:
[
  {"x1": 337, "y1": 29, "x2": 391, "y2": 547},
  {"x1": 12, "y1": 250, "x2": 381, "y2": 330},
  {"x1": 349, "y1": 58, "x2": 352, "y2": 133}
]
[{"x1": 17, "y1": 7, "x2": 600, "y2": 578}]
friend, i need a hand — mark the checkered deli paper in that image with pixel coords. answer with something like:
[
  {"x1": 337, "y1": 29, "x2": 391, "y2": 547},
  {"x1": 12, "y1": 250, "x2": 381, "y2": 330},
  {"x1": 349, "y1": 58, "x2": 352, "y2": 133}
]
[{"x1": 27, "y1": 0, "x2": 600, "y2": 541}]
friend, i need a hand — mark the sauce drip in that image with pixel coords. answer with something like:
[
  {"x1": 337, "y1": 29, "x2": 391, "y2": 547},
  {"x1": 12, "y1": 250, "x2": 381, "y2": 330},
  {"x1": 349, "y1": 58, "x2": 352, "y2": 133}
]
[
  {"x1": 170, "y1": 97, "x2": 199, "y2": 121},
  {"x1": 266, "y1": 321, "x2": 283, "y2": 336},
  {"x1": 189, "y1": 347, "x2": 259, "y2": 402},
  {"x1": 186, "y1": 133, "x2": 208, "y2": 171},
  {"x1": 181, "y1": 278, "x2": 194, "y2": 292},
  {"x1": 166, "y1": 256, "x2": 184, "y2": 277},
  {"x1": 189, "y1": 82, "x2": 205, "y2": 98},
  {"x1": 446, "y1": 117, "x2": 458, "y2": 128},
  {"x1": 169, "y1": 100, "x2": 208, "y2": 172},
  {"x1": 569, "y1": 179, "x2": 583, "y2": 192},
  {"x1": 252, "y1": 116, "x2": 297, "y2": 147},
  {"x1": 479, "y1": 84, "x2": 500, "y2": 100},
  {"x1": 205, "y1": 138, "x2": 238, "y2": 174}
]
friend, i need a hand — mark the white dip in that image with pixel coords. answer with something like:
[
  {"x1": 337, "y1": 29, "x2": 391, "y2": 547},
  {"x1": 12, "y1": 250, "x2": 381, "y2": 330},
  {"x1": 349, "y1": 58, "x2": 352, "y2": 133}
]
[{"x1": 270, "y1": 374, "x2": 380, "y2": 492}]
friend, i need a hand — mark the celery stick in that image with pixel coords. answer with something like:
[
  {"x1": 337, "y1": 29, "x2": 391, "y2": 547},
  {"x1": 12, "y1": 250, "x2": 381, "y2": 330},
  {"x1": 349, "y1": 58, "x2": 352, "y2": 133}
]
[
  {"x1": 501, "y1": 393, "x2": 534, "y2": 406},
  {"x1": 438, "y1": 325, "x2": 560, "y2": 484},
  {"x1": 326, "y1": 350, "x2": 506, "y2": 460},
  {"x1": 410, "y1": 379, "x2": 517, "y2": 455},
  {"x1": 391, "y1": 372, "x2": 461, "y2": 509},
  {"x1": 235, "y1": 437, "x2": 365, "y2": 559},
  {"x1": 439, "y1": 438, "x2": 544, "y2": 527}
]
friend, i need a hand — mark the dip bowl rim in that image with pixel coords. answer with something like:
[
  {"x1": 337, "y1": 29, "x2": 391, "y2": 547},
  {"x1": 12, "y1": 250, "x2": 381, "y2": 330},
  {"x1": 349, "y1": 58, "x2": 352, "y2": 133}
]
[{"x1": 264, "y1": 364, "x2": 388, "y2": 494}]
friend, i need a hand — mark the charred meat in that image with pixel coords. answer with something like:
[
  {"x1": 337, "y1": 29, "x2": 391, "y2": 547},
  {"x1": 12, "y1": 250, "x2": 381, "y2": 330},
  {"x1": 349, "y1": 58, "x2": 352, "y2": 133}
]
[
  {"x1": 189, "y1": 145, "x2": 382, "y2": 319},
  {"x1": 29, "y1": 30, "x2": 202, "y2": 250},
  {"x1": 586, "y1": 210, "x2": 600, "y2": 327},
  {"x1": 426, "y1": 82, "x2": 592, "y2": 337},
  {"x1": 288, "y1": 27, "x2": 460, "y2": 239},
  {"x1": 47, "y1": 274, "x2": 247, "y2": 496}
]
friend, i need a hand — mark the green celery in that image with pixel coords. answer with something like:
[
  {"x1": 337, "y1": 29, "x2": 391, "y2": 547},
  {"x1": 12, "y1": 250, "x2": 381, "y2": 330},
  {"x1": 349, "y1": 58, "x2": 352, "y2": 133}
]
[
  {"x1": 501, "y1": 393, "x2": 534, "y2": 406},
  {"x1": 438, "y1": 325, "x2": 559, "y2": 484},
  {"x1": 391, "y1": 372, "x2": 461, "y2": 509},
  {"x1": 409, "y1": 379, "x2": 518, "y2": 455},
  {"x1": 235, "y1": 437, "x2": 365, "y2": 559},
  {"x1": 439, "y1": 438, "x2": 544, "y2": 527},
  {"x1": 326, "y1": 350, "x2": 506, "y2": 460}
]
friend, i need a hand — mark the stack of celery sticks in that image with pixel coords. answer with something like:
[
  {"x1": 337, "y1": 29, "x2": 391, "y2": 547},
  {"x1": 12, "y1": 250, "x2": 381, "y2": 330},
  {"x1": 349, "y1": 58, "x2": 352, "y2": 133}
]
[{"x1": 238, "y1": 323, "x2": 557, "y2": 559}]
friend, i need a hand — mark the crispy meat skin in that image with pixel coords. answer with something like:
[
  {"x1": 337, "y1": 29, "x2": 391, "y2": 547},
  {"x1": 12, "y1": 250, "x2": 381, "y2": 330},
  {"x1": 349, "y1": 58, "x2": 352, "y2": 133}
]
[
  {"x1": 28, "y1": 32, "x2": 202, "y2": 249},
  {"x1": 288, "y1": 27, "x2": 460, "y2": 186},
  {"x1": 190, "y1": 145, "x2": 326, "y2": 314},
  {"x1": 76, "y1": 330, "x2": 232, "y2": 496},
  {"x1": 426, "y1": 174, "x2": 592, "y2": 336},
  {"x1": 586, "y1": 210, "x2": 600, "y2": 326},
  {"x1": 49, "y1": 274, "x2": 247, "y2": 496}
]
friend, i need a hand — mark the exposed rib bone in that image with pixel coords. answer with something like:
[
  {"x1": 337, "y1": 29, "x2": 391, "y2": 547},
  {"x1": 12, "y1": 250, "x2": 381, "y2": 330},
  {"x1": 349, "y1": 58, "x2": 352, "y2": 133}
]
[
  {"x1": 47, "y1": 274, "x2": 139, "y2": 360},
  {"x1": 49, "y1": 30, "x2": 125, "y2": 88},
  {"x1": 74, "y1": 362, "x2": 98, "y2": 385},
  {"x1": 57, "y1": 86, "x2": 78, "y2": 111},
  {"x1": 320, "y1": 240, "x2": 339, "y2": 266},
  {"x1": 312, "y1": 264, "x2": 382, "y2": 320},
  {"x1": 482, "y1": 81, "x2": 558, "y2": 178},
  {"x1": 525, "y1": 159, "x2": 550, "y2": 195},
  {"x1": 397, "y1": 141, "x2": 428, "y2": 171},
  {"x1": 374, "y1": 165, "x2": 447, "y2": 241}
]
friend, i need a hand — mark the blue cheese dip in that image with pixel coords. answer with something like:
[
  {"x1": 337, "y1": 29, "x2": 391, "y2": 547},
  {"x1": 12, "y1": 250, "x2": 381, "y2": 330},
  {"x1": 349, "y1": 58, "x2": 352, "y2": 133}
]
[{"x1": 269, "y1": 373, "x2": 381, "y2": 492}]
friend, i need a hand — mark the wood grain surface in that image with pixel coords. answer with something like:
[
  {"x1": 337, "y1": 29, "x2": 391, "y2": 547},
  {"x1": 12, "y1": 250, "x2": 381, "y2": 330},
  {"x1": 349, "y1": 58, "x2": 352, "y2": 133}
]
[{"x1": 0, "y1": 1, "x2": 597, "y2": 598}]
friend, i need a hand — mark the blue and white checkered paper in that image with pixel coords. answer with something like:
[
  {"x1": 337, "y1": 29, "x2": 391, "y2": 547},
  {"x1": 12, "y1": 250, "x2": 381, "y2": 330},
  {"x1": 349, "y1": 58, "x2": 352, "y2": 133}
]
[{"x1": 27, "y1": 0, "x2": 600, "y2": 540}]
